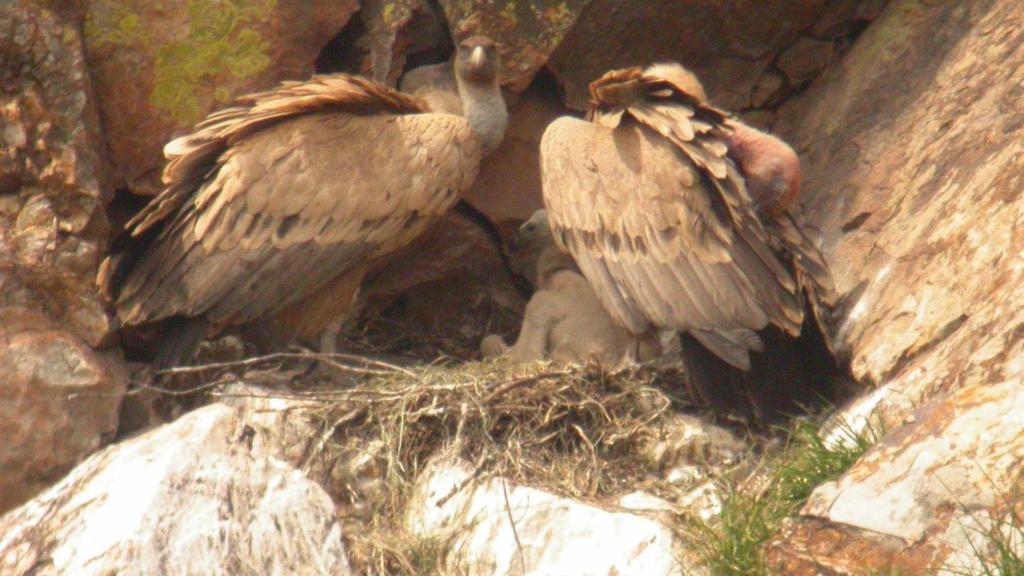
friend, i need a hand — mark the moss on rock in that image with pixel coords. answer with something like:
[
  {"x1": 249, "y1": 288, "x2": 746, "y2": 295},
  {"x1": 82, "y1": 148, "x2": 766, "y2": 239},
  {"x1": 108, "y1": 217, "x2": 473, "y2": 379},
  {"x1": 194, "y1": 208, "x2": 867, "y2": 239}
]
[{"x1": 151, "y1": 0, "x2": 275, "y2": 123}]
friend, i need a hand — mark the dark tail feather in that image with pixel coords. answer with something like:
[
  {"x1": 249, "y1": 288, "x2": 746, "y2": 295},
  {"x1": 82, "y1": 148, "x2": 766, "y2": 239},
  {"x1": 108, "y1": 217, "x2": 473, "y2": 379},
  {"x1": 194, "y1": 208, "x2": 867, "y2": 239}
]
[
  {"x1": 679, "y1": 327, "x2": 812, "y2": 426},
  {"x1": 679, "y1": 332, "x2": 759, "y2": 420},
  {"x1": 152, "y1": 316, "x2": 210, "y2": 370},
  {"x1": 768, "y1": 211, "x2": 837, "y2": 330}
]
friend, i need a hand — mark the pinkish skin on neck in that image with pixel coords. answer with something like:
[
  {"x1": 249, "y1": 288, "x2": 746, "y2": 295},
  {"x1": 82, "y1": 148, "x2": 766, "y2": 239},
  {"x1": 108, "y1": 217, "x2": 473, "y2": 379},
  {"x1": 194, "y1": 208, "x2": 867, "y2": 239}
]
[{"x1": 722, "y1": 119, "x2": 802, "y2": 216}]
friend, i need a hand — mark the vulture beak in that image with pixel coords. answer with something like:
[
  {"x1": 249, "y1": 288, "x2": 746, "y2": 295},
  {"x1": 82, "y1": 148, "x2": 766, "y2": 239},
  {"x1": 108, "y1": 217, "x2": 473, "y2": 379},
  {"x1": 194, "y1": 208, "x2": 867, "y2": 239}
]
[{"x1": 471, "y1": 45, "x2": 487, "y2": 70}]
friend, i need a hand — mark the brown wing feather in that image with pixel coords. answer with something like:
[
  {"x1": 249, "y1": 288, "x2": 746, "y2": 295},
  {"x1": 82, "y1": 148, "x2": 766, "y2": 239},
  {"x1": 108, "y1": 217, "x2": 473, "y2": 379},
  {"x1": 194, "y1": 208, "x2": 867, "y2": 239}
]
[
  {"x1": 112, "y1": 108, "x2": 479, "y2": 328},
  {"x1": 123, "y1": 75, "x2": 428, "y2": 240},
  {"x1": 541, "y1": 113, "x2": 803, "y2": 370},
  {"x1": 543, "y1": 62, "x2": 830, "y2": 370},
  {"x1": 633, "y1": 63, "x2": 833, "y2": 328},
  {"x1": 766, "y1": 208, "x2": 837, "y2": 335}
]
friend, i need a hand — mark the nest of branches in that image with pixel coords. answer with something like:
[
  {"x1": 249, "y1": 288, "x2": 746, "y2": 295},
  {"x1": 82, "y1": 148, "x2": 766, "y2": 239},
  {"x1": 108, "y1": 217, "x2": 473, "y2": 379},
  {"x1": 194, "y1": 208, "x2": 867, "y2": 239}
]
[
  {"x1": 280, "y1": 357, "x2": 680, "y2": 574},
  {"x1": 318, "y1": 360, "x2": 679, "y2": 497},
  {"x1": 156, "y1": 352, "x2": 687, "y2": 575},
  {"x1": 314, "y1": 360, "x2": 685, "y2": 574}
]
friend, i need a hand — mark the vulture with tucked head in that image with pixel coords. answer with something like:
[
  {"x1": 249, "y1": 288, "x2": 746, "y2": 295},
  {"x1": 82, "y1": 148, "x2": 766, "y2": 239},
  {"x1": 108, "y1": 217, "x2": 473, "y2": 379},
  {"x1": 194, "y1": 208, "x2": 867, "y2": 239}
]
[
  {"x1": 539, "y1": 63, "x2": 833, "y2": 376},
  {"x1": 99, "y1": 36, "x2": 507, "y2": 367}
]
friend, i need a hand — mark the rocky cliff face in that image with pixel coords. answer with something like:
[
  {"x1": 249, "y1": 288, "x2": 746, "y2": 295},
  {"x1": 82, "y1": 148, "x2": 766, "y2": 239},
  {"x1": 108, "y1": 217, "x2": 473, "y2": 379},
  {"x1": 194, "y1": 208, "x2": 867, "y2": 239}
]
[
  {"x1": 3, "y1": 0, "x2": 1023, "y2": 574},
  {"x1": 767, "y1": 0, "x2": 1024, "y2": 572},
  {"x1": 0, "y1": 0, "x2": 126, "y2": 513},
  {"x1": 84, "y1": 0, "x2": 357, "y2": 195}
]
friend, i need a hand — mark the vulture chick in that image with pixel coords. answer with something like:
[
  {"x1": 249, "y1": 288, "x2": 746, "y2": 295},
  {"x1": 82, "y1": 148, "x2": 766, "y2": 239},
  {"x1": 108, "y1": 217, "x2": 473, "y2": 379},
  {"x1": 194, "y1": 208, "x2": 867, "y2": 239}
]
[
  {"x1": 480, "y1": 210, "x2": 661, "y2": 366},
  {"x1": 539, "y1": 63, "x2": 833, "y2": 373},
  {"x1": 99, "y1": 37, "x2": 508, "y2": 367}
]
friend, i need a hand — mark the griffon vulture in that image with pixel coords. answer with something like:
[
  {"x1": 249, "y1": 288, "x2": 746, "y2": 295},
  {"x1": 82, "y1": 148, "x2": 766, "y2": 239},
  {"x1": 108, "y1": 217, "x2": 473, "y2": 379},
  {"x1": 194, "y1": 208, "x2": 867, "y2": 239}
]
[
  {"x1": 99, "y1": 36, "x2": 508, "y2": 367},
  {"x1": 539, "y1": 63, "x2": 832, "y2": 373}
]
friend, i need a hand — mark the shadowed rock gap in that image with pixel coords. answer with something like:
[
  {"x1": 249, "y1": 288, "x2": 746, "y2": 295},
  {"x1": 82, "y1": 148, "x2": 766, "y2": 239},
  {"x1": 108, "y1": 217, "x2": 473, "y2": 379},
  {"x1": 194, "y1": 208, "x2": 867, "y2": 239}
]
[
  {"x1": 314, "y1": 0, "x2": 454, "y2": 84},
  {"x1": 314, "y1": 9, "x2": 367, "y2": 75}
]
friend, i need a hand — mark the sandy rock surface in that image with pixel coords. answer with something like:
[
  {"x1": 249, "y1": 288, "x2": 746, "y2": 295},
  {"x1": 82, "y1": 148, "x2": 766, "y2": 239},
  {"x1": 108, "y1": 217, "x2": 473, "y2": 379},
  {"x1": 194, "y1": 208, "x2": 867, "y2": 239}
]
[
  {"x1": 766, "y1": 0, "x2": 1024, "y2": 571},
  {"x1": 406, "y1": 455, "x2": 701, "y2": 575}
]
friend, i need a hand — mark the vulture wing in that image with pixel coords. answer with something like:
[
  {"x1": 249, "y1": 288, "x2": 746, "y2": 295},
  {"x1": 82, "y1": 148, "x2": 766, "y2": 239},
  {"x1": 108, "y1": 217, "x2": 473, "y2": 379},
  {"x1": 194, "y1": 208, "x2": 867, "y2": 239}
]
[
  {"x1": 540, "y1": 65, "x2": 804, "y2": 370},
  {"x1": 766, "y1": 208, "x2": 837, "y2": 330},
  {"x1": 104, "y1": 74, "x2": 480, "y2": 330}
]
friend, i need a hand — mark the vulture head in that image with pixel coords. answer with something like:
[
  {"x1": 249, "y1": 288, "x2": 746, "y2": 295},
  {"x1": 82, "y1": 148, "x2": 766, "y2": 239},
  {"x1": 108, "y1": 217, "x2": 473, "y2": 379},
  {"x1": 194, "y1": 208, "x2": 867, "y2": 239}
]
[
  {"x1": 509, "y1": 209, "x2": 551, "y2": 254},
  {"x1": 454, "y1": 36, "x2": 508, "y2": 157},
  {"x1": 506, "y1": 209, "x2": 551, "y2": 287},
  {"x1": 722, "y1": 121, "x2": 803, "y2": 216},
  {"x1": 455, "y1": 36, "x2": 500, "y2": 83},
  {"x1": 508, "y1": 209, "x2": 577, "y2": 287}
]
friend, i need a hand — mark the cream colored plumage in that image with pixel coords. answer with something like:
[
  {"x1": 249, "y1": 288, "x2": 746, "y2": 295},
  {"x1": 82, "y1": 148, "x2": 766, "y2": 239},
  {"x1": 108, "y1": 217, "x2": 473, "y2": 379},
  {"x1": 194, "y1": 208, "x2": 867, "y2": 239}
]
[
  {"x1": 540, "y1": 64, "x2": 831, "y2": 371},
  {"x1": 99, "y1": 37, "x2": 506, "y2": 366}
]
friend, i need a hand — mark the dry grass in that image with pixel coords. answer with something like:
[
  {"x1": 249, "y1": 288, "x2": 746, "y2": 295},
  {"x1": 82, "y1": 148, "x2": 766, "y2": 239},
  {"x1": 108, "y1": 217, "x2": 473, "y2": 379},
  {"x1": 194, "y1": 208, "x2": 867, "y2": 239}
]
[
  {"x1": 155, "y1": 349, "x2": 863, "y2": 576},
  {"x1": 945, "y1": 475, "x2": 1024, "y2": 576},
  {"x1": 319, "y1": 360, "x2": 674, "y2": 492},
  {"x1": 196, "y1": 355, "x2": 687, "y2": 574}
]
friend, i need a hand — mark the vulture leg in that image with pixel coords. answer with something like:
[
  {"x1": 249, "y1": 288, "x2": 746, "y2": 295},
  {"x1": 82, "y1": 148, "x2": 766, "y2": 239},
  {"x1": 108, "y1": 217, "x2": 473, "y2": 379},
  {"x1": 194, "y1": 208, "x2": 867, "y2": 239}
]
[
  {"x1": 678, "y1": 332, "x2": 751, "y2": 417},
  {"x1": 623, "y1": 332, "x2": 662, "y2": 366},
  {"x1": 272, "y1": 267, "x2": 367, "y2": 349},
  {"x1": 623, "y1": 336, "x2": 643, "y2": 366},
  {"x1": 678, "y1": 327, "x2": 813, "y2": 426},
  {"x1": 504, "y1": 291, "x2": 558, "y2": 363},
  {"x1": 318, "y1": 320, "x2": 343, "y2": 355}
]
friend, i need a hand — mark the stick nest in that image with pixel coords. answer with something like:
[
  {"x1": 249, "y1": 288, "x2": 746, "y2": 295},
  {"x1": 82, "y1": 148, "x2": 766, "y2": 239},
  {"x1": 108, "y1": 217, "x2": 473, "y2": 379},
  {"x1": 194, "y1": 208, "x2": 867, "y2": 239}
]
[{"x1": 166, "y1": 354, "x2": 691, "y2": 575}]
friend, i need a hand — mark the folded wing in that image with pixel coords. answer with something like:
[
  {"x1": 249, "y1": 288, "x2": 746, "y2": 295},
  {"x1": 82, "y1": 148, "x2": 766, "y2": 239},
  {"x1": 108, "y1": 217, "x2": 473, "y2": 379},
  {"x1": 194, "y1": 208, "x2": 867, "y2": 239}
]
[
  {"x1": 540, "y1": 65, "x2": 806, "y2": 370},
  {"x1": 101, "y1": 74, "x2": 480, "y2": 331}
]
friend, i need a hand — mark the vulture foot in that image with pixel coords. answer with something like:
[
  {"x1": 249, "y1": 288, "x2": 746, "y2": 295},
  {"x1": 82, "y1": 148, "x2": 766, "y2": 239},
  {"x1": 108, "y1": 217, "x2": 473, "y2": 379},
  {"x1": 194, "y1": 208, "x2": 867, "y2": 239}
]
[{"x1": 480, "y1": 334, "x2": 510, "y2": 358}]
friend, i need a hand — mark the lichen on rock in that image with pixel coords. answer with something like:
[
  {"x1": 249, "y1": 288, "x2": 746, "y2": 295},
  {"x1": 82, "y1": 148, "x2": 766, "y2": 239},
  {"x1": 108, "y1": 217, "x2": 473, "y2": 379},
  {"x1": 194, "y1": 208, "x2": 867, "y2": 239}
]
[
  {"x1": 84, "y1": 0, "x2": 357, "y2": 193},
  {"x1": 150, "y1": 0, "x2": 275, "y2": 123}
]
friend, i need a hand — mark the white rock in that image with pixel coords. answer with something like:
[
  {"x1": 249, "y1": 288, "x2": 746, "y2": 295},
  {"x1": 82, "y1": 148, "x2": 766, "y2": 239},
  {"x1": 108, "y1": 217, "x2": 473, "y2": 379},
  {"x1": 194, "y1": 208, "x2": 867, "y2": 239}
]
[
  {"x1": 818, "y1": 384, "x2": 889, "y2": 450},
  {"x1": 677, "y1": 482, "x2": 723, "y2": 522},
  {"x1": 617, "y1": 491, "x2": 675, "y2": 515},
  {"x1": 665, "y1": 465, "x2": 705, "y2": 486},
  {"x1": 0, "y1": 404, "x2": 352, "y2": 576},
  {"x1": 805, "y1": 381, "x2": 1024, "y2": 542},
  {"x1": 406, "y1": 455, "x2": 696, "y2": 575},
  {"x1": 937, "y1": 508, "x2": 1024, "y2": 576},
  {"x1": 644, "y1": 413, "x2": 745, "y2": 472},
  {"x1": 220, "y1": 383, "x2": 388, "y2": 519}
]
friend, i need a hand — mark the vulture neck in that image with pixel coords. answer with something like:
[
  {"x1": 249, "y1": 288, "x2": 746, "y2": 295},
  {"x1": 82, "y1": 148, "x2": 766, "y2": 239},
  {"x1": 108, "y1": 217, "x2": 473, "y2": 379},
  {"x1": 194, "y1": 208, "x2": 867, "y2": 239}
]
[
  {"x1": 722, "y1": 120, "x2": 759, "y2": 165},
  {"x1": 536, "y1": 244, "x2": 578, "y2": 288},
  {"x1": 456, "y1": 77, "x2": 507, "y2": 157}
]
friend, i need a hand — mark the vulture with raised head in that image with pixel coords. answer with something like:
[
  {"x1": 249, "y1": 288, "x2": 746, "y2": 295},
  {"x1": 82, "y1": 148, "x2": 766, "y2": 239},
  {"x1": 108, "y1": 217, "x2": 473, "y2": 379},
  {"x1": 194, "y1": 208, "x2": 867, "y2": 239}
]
[
  {"x1": 539, "y1": 63, "x2": 833, "y2": 380},
  {"x1": 99, "y1": 36, "x2": 508, "y2": 367}
]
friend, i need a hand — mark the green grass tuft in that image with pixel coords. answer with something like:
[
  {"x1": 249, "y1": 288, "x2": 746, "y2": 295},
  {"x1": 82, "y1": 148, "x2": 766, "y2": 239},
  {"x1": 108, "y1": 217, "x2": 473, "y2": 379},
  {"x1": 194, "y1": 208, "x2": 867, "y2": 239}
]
[
  {"x1": 948, "y1": 486, "x2": 1024, "y2": 576},
  {"x1": 699, "y1": 417, "x2": 879, "y2": 576}
]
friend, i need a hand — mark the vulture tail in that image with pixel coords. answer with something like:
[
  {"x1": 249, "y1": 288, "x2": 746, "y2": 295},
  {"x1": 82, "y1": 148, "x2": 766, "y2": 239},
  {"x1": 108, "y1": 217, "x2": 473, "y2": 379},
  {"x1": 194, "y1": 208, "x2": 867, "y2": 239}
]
[
  {"x1": 679, "y1": 332, "x2": 757, "y2": 419},
  {"x1": 152, "y1": 316, "x2": 210, "y2": 370},
  {"x1": 688, "y1": 328, "x2": 760, "y2": 372},
  {"x1": 678, "y1": 326, "x2": 825, "y2": 426}
]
